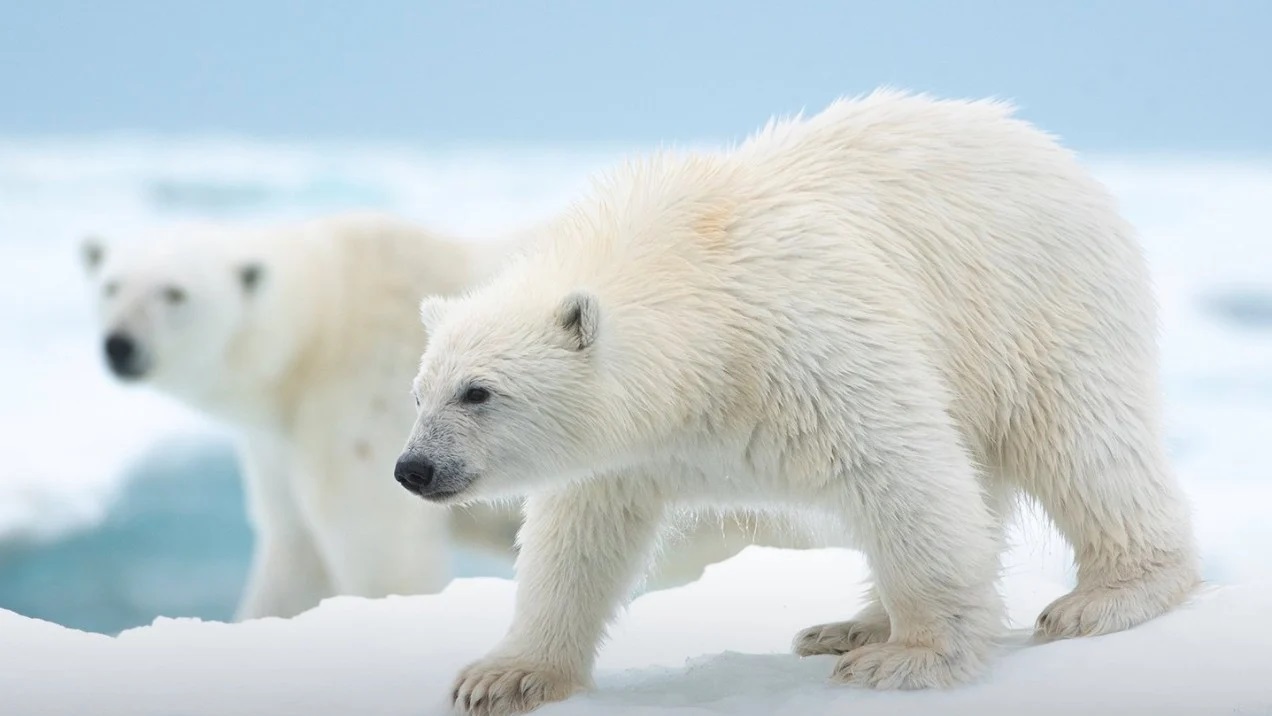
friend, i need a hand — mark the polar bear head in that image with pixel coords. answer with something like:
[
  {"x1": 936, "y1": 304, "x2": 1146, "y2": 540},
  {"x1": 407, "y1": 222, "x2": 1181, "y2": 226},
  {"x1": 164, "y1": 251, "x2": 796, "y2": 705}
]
[
  {"x1": 80, "y1": 232, "x2": 271, "y2": 403},
  {"x1": 397, "y1": 280, "x2": 617, "y2": 504},
  {"x1": 396, "y1": 159, "x2": 739, "y2": 504}
]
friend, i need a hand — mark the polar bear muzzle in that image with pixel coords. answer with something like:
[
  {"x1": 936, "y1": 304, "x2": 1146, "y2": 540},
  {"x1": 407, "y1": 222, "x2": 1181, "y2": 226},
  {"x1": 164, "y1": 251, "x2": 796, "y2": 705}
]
[
  {"x1": 103, "y1": 330, "x2": 150, "y2": 380},
  {"x1": 394, "y1": 451, "x2": 471, "y2": 502}
]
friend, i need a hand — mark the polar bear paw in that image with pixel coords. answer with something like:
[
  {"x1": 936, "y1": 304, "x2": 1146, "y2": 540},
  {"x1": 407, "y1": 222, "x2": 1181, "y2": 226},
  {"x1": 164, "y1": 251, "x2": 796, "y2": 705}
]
[
  {"x1": 451, "y1": 656, "x2": 582, "y2": 716},
  {"x1": 830, "y1": 642, "x2": 982, "y2": 690},
  {"x1": 1035, "y1": 581, "x2": 1188, "y2": 641},
  {"x1": 793, "y1": 618, "x2": 891, "y2": 656}
]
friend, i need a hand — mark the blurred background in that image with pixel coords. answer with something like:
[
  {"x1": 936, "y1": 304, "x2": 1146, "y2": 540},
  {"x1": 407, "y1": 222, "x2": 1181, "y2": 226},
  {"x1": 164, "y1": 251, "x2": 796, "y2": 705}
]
[{"x1": 2, "y1": 0, "x2": 1271, "y2": 634}]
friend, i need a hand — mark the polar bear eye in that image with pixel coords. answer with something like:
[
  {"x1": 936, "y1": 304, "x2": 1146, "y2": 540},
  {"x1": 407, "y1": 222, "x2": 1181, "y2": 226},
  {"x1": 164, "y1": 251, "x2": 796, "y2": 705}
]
[
  {"x1": 461, "y1": 387, "x2": 491, "y2": 405},
  {"x1": 163, "y1": 286, "x2": 186, "y2": 304}
]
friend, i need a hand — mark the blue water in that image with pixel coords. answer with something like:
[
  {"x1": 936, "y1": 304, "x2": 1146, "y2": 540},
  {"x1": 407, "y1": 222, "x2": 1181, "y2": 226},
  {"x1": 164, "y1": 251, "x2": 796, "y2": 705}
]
[
  {"x1": 0, "y1": 440, "x2": 251, "y2": 634},
  {"x1": 0, "y1": 436, "x2": 514, "y2": 635}
]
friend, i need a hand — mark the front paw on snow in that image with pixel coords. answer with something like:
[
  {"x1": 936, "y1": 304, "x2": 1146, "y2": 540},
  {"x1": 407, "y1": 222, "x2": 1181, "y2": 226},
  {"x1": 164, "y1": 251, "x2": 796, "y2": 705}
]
[
  {"x1": 451, "y1": 657, "x2": 582, "y2": 716},
  {"x1": 830, "y1": 642, "x2": 984, "y2": 690}
]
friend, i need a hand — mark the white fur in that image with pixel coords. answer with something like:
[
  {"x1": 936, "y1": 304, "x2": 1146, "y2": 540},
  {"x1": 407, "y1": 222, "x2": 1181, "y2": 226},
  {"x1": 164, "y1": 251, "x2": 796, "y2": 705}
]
[
  {"x1": 82, "y1": 213, "x2": 788, "y2": 621},
  {"x1": 82, "y1": 214, "x2": 524, "y2": 618},
  {"x1": 405, "y1": 90, "x2": 1202, "y2": 715}
]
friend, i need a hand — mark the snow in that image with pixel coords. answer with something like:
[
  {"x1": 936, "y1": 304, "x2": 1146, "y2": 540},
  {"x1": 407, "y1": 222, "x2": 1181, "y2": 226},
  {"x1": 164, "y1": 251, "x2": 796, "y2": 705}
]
[{"x1": 3, "y1": 546, "x2": 1269, "y2": 716}]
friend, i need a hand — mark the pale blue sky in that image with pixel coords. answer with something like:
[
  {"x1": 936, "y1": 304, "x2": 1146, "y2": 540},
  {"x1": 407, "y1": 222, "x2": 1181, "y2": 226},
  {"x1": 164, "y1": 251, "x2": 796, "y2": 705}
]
[{"x1": 2, "y1": 0, "x2": 1269, "y2": 151}]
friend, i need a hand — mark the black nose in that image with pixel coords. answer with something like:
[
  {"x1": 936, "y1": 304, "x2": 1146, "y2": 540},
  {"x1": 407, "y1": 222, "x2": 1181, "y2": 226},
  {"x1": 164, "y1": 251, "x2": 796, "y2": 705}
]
[
  {"x1": 104, "y1": 332, "x2": 135, "y2": 369},
  {"x1": 394, "y1": 455, "x2": 435, "y2": 495}
]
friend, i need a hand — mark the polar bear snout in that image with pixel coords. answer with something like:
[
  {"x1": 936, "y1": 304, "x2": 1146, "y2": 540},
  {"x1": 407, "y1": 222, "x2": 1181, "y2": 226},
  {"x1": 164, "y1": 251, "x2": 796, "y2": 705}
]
[
  {"x1": 394, "y1": 451, "x2": 470, "y2": 502},
  {"x1": 394, "y1": 454, "x2": 435, "y2": 494},
  {"x1": 103, "y1": 330, "x2": 149, "y2": 380}
]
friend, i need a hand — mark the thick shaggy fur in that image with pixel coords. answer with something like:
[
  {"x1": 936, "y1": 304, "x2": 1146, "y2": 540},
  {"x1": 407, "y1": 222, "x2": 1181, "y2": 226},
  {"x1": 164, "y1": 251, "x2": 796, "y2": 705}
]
[{"x1": 403, "y1": 91, "x2": 1201, "y2": 714}]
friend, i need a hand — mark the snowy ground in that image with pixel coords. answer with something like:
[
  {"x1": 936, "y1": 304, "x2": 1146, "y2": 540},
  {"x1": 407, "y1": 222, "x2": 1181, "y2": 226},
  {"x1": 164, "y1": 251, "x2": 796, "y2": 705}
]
[{"x1": 3, "y1": 547, "x2": 1270, "y2": 716}]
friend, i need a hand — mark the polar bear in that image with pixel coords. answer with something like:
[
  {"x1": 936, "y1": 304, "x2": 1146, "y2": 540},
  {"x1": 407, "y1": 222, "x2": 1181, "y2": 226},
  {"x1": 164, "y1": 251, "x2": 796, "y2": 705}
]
[
  {"x1": 81, "y1": 213, "x2": 795, "y2": 621},
  {"x1": 80, "y1": 214, "x2": 520, "y2": 619},
  {"x1": 400, "y1": 91, "x2": 1201, "y2": 714}
]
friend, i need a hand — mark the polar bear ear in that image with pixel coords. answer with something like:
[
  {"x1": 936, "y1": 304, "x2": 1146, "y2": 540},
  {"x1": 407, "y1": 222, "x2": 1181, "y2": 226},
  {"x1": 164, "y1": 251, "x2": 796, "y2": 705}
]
[
  {"x1": 555, "y1": 290, "x2": 600, "y2": 351},
  {"x1": 80, "y1": 236, "x2": 106, "y2": 275},
  {"x1": 419, "y1": 295, "x2": 452, "y2": 334},
  {"x1": 238, "y1": 263, "x2": 265, "y2": 294}
]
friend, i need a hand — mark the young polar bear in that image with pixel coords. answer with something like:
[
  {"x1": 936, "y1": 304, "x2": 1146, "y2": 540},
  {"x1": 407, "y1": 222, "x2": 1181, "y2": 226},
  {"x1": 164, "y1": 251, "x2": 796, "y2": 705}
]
[
  {"x1": 82, "y1": 214, "x2": 787, "y2": 620},
  {"x1": 400, "y1": 91, "x2": 1200, "y2": 714}
]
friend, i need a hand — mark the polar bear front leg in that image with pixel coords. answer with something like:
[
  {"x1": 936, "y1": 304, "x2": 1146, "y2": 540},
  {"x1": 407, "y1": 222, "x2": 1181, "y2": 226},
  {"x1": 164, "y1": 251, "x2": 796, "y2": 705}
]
[
  {"x1": 815, "y1": 421, "x2": 1005, "y2": 689},
  {"x1": 236, "y1": 528, "x2": 332, "y2": 620},
  {"x1": 234, "y1": 437, "x2": 333, "y2": 620},
  {"x1": 452, "y1": 478, "x2": 664, "y2": 716}
]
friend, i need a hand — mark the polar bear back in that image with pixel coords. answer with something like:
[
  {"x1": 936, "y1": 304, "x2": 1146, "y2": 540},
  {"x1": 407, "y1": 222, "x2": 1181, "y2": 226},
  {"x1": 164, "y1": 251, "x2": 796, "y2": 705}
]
[{"x1": 504, "y1": 90, "x2": 1155, "y2": 472}]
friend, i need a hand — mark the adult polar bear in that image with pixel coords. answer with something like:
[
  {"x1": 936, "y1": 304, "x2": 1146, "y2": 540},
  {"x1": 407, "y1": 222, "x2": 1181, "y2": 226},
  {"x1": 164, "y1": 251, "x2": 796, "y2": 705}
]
[
  {"x1": 82, "y1": 214, "x2": 516, "y2": 619},
  {"x1": 81, "y1": 214, "x2": 776, "y2": 621},
  {"x1": 401, "y1": 91, "x2": 1200, "y2": 714}
]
